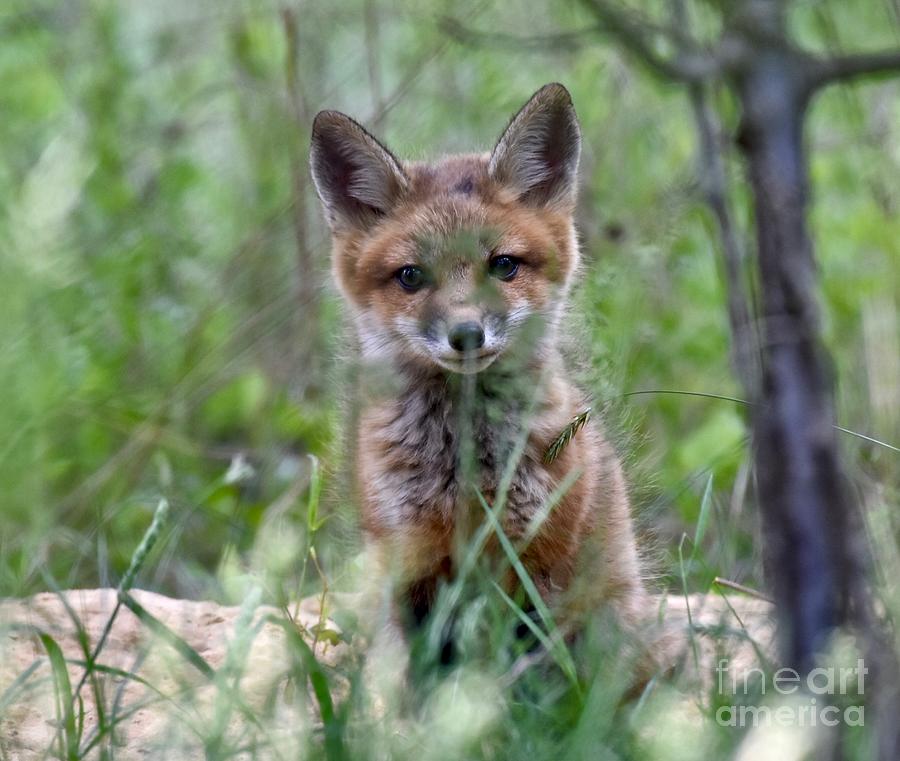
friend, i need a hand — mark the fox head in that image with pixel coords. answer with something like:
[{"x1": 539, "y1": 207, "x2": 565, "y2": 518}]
[{"x1": 310, "y1": 83, "x2": 581, "y2": 375}]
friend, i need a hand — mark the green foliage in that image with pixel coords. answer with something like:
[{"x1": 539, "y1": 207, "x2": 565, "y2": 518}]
[{"x1": 0, "y1": 0, "x2": 898, "y2": 758}]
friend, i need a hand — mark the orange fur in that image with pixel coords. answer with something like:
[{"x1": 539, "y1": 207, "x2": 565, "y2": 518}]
[{"x1": 311, "y1": 83, "x2": 648, "y2": 652}]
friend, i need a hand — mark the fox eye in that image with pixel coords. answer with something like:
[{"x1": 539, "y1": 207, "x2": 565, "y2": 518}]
[
  {"x1": 396, "y1": 265, "x2": 427, "y2": 291},
  {"x1": 488, "y1": 255, "x2": 519, "y2": 281}
]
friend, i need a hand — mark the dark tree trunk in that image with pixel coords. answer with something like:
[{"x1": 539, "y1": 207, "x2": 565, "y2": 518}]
[{"x1": 734, "y1": 52, "x2": 852, "y2": 673}]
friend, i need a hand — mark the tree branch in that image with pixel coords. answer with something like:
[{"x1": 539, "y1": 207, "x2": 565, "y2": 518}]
[
  {"x1": 443, "y1": 3, "x2": 725, "y2": 82},
  {"x1": 579, "y1": 0, "x2": 719, "y2": 82},
  {"x1": 440, "y1": 17, "x2": 601, "y2": 52},
  {"x1": 669, "y1": 0, "x2": 759, "y2": 391},
  {"x1": 809, "y1": 49, "x2": 900, "y2": 90}
]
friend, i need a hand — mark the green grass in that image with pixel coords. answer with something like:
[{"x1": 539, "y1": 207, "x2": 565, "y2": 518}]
[
  {"x1": 0, "y1": 0, "x2": 898, "y2": 758},
  {"x1": 1, "y1": 413, "x2": 891, "y2": 760}
]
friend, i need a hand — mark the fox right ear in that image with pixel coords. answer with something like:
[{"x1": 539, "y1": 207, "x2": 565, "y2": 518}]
[
  {"x1": 309, "y1": 111, "x2": 408, "y2": 231},
  {"x1": 489, "y1": 83, "x2": 581, "y2": 209}
]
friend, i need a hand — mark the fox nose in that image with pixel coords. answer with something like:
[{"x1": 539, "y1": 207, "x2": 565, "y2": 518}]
[{"x1": 447, "y1": 321, "x2": 485, "y2": 352}]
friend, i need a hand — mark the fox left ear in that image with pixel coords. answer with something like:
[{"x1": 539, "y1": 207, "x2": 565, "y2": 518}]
[
  {"x1": 309, "y1": 110, "x2": 409, "y2": 232},
  {"x1": 489, "y1": 83, "x2": 581, "y2": 209}
]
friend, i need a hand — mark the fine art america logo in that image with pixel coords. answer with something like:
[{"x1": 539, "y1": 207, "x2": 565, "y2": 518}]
[{"x1": 715, "y1": 660, "x2": 867, "y2": 728}]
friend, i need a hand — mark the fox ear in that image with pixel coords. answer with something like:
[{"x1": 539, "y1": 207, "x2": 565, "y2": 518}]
[
  {"x1": 489, "y1": 83, "x2": 581, "y2": 208},
  {"x1": 310, "y1": 111, "x2": 408, "y2": 231}
]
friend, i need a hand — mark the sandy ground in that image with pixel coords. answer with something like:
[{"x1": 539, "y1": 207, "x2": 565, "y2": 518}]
[{"x1": 0, "y1": 588, "x2": 774, "y2": 759}]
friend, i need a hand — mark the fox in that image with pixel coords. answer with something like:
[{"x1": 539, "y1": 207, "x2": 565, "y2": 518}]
[{"x1": 309, "y1": 83, "x2": 649, "y2": 665}]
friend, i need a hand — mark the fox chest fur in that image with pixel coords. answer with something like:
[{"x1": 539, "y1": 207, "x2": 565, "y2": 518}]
[
  {"x1": 353, "y1": 364, "x2": 632, "y2": 608},
  {"x1": 358, "y1": 370, "x2": 556, "y2": 539}
]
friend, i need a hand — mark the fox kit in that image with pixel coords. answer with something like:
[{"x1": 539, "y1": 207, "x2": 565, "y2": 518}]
[{"x1": 310, "y1": 83, "x2": 647, "y2": 657}]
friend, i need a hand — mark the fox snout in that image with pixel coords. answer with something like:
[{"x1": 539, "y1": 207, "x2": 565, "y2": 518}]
[
  {"x1": 423, "y1": 307, "x2": 510, "y2": 374},
  {"x1": 447, "y1": 321, "x2": 484, "y2": 352},
  {"x1": 438, "y1": 304, "x2": 487, "y2": 354}
]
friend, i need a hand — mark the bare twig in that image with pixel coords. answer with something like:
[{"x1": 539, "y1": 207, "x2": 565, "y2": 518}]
[
  {"x1": 579, "y1": 0, "x2": 719, "y2": 82},
  {"x1": 672, "y1": 0, "x2": 760, "y2": 392},
  {"x1": 364, "y1": 0, "x2": 385, "y2": 117},
  {"x1": 370, "y1": 0, "x2": 495, "y2": 126},
  {"x1": 440, "y1": 16, "x2": 602, "y2": 52},
  {"x1": 369, "y1": 38, "x2": 453, "y2": 127},
  {"x1": 281, "y1": 7, "x2": 320, "y2": 390},
  {"x1": 691, "y1": 92, "x2": 759, "y2": 390},
  {"x1": 713, "y1": 576, "x2": 774, "y2": 604}
]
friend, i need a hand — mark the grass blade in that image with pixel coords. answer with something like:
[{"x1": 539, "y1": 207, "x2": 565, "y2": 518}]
[
  {"x1": 38, "y1": 631, "x2": 79, "y2": 760},
  {"x1": 0, "y1": 658, "x2": 43, "y2": 716},
  {"x1": 688, "y1": 473, "x2": 714, "y2": 574},
  {"x1": 263, "y1": 614, "x2": 344, "y2": 761},
  {"x1": 73, "y1": 498, "x2": 171, "y2": 702},
  {"x1": 117, "y1": 593, "x2": 214, "y2": 681},
  {"x1": 476, "y1": 491, "x2": 580, "y2": 691}
]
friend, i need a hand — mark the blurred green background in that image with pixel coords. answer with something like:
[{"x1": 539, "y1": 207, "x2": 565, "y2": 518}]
[{"x1": 1, "y1": 0, "x2": 897, "y2": 604}]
